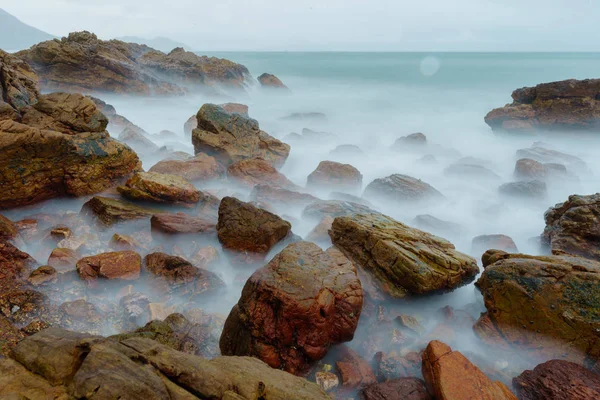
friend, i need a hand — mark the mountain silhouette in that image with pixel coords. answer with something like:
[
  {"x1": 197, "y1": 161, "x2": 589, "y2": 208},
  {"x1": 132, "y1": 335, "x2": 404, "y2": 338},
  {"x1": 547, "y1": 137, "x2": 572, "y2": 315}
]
[{"x1": 0, "y1": 8, "x2": 56, "y2": 51}]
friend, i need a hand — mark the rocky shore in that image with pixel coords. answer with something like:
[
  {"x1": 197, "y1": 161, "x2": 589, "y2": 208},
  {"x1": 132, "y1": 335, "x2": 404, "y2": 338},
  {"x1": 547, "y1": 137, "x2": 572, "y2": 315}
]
[{"x1": 2, "y1": 33, "x2": 600, "y2": 400}]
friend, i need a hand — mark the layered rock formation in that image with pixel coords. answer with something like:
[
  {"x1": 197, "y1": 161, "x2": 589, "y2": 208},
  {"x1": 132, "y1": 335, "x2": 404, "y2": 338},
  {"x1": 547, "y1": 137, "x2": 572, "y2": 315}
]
[
  {"x1": 192, "y1": 103, "x2": 290, "y2": 168},
  {"x1": 220, "y1": 241, "x2": 363, "y2": 374},
  {"x1": 475, "y1": 250, "x2": 600, "y2": 364},
  {"x1": 329, "y1": 213, "x2": 479, "y2": 298},
  {"x1": 16, "y1": 32, "x2": 252, "y2": 94},
  {"x1": 485, "y1": 79, "x2": 600, "y2": 132}
]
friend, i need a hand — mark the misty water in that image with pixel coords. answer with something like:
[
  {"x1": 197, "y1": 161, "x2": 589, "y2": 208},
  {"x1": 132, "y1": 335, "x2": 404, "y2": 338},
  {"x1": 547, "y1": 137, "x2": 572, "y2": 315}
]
[{"x1": 5, "y1": 51, "x2": 600, "y2": 382}]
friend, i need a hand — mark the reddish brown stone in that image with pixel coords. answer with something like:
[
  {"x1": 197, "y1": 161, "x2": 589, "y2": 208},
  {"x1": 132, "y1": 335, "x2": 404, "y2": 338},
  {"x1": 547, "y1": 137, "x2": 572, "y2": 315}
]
[
  {"x1": 151, "y1": 213, "x2": 216, "y2": 235},
  {"x1": 361, "y1": 378, "x2": 432, "y2": 400},
  {"x1": 257, "y1": 73, "x2": 289, "y2": 89},
  {"x1": 76, "y1": 251, "x2": 141, "y2": 285},
  {"x1": 335, "y1": 346, "x2": 376, "y2": 389},
  {"x1": 307, "y1": 161, "x2": 363, "y2": 192},
  {"x1": 47, "y1": 248, "x2": 79, "y2": 272},
  {"x1": 0, "y1": 241, "x2": 36, "y2": 292},
  {"x1": 0, "y1": 213, "x2": 18, "y2": 241},
  {"x1": 149, "y1": 153, "x2": 225, "y2": 182},
  {"x1": 227, "y1": 158, "x2": 296, "y2": 189}
]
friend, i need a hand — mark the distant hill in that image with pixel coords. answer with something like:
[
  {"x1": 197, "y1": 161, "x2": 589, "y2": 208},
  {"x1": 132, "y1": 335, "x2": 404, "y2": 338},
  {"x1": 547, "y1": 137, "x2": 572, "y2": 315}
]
[
  {"x1": 0, "y1": 8, "x2": 56, "y2": 51},
  {"x1": 116, "y1": 36, "x2": 193, "y2": 53}
]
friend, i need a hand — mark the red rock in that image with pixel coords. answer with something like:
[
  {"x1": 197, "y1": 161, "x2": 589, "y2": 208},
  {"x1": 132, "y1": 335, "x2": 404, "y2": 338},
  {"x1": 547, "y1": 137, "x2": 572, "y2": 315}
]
[
  {"x1": 47, "y1": 248, "x2": 79, "y2": 272},
  {"x1": 27, "y1": 266, "x2": 57, "y2": 286},
  {"x1": 76, "y1": 251, "x2": 141, "y2": 285},
  {"x1": 109, "y1": 234, "x2": 143, "y2": 251},
  {"x1": 148, "y1": 153, "x2": 225, "y2": 182},
  {"x1": 118, "y1": 172, "x2": 200, "y2": 205},
  {"x1": 0, "y1": 241, "x2": 36, "y2": 292},
  {"x1": 306, "y1": 161, "x2": 363, "y2": 192},
  {"x1": 151, "y1": 213, "x2": 216, "y2": 235},
  {"x1": 227, "y1": 158, "x2": 296, "y2": 189},
  {"x1": 335, "y1": 346, "x2": 376, "y2": 389},
  {"x1": 422, "y1": 340, "x2": 517, "y2": 400}
]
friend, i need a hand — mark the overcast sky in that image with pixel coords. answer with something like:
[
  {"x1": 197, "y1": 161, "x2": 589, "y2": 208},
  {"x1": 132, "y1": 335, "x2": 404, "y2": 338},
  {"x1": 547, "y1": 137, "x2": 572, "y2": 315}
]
[{"x1": 3, "y1": 0, "x2": 599, "y2": 51}]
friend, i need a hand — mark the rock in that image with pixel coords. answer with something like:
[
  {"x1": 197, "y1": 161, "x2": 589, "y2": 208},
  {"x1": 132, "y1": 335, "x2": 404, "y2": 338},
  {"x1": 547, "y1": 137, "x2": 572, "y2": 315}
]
[
  {"x1": 330, "y1": 144, "x2": 364, "y2": 156},
  {"x1": 16, "y1": 32, "x2": 251, "y2": 94},
  {"x1": 444, "y1": 163, "x2": 501, "y2": 181},
  {"x1": 220, "y1": 242, "x2": 363, "y2": 374},
  {"x1": 149, "y1": 153, "x2": 225, "y2": 182},
  {"x1": 474, "y1": 250, "x2": 600, "y2": 364},
  {"x1": 257, "y1": 73, "x2": 289, "y2": 89},
  {"x1": 151, "y1": 213, "x2": 216, "y2": 235},
  {"x1": 250, "y1": 184, "x2": 318, "y2": 209},
  {"x1": 335, "y1": 346, "x2": 376, "y2": 388},
  {"x1": 0, "y1": 49, "x2": 39, "y2": 114},
  {"x1": 47, "y1": 247, "x2": 79, "y2": 271},
  {"x1": 302, "y1": 200, "x2": 377, "y2": 221},
  {"x1": 192, "y1": 103, "x2": 290, "y2": 168},
  {"x1": 329, "y1": 213, "x2": 479, "y2": 298},
  {"x1": 472, "y1": 234, "x2": 518, "y2": 255},
  {"x1": 189, "y1": 246, "x2": 220, "y2": 269},
  {"x1": 118, "y1": 172, "x2": 200, "y2": 205},
  {"x1": 513, "y1": 359, "x2": 600, "y2": 400},
  {"x1": 395, "y1": 314, "x2": 425, "y2": 336},
  {"x1": 27, "y1": 266, "x2": 57, "y2": 286},
  {"x1": 109, "y1": 233, "x2": 143, "y2": 252},
  {"x1": 217, "y1": 197, "x2": 291, "y2": 254},
  {"x1": 0, "y1": 358, "x2": 70, "y2": 399},
  {"x1": 76, "y1": 251, "x2": 141, "y2": 285},
  {"x1": 516, "y1": 146, "x2": 587, "y2": 172},
  {"x1": 485, "y1": 79, "x2": 600, "y2": 132},
  {"x1": 307, "y1": 161, "x2": 363, "y2": 192},
  {"x1": 306, "y1": 216, "x2": 335, "y2": 243},
  {"x1": 0, "y1": 241, "x2": 36, "y2": 292},
  {"x1": 315, "y1": 371, "x2": 339, "y2": 392},
  {"x1": 498, "y1": 180, "x2": 547, "y2": 199},
  {"x1": 117, "y1": 126, "x2": 159, "y2": 153},
  {"x1": 227, "y1": 158, "x2": 296, "y2": 189},
  {"x1": 80, "y1": 196, "x2": 155, "y2": 226},
  {"x1": 422, "y1": 341, "x2": 516, "y2": 400},
  {"x1": 364, "y1": 174, "x2": 443, "y2": 204},
  {"x1": 0, "y1": 213, "x2": 18, "y2": 241},
  {"x1": 542, "y1": 193, "x2": 600, "y2": 260},
  {"x1": 361, "y1": 378, "x2": 432, "y2": 400},
  {"x1": 183, "y1": 103, "x2": 248, "y2": 136},
  {"x1": 0, "y1": 315, "x2": 25, "y2": 357},
  {"x1": 413, "y1": 214, "x2": 463, "y2": 237},
  {"x1": 59, "y1": 299, "x2": 103, "y2": 332},
  {"x1": 392, "y1": 132, "x2": 427, "y2": 149},
  {"x1": 514, "y1": 158, "x2": 567, "y2": 181}
]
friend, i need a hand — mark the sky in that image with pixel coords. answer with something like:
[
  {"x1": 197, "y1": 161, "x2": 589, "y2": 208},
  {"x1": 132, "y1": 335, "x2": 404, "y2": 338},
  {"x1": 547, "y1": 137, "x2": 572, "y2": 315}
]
[{"x1": 2, "y1": 0, "x2": 600, "y2": 51}]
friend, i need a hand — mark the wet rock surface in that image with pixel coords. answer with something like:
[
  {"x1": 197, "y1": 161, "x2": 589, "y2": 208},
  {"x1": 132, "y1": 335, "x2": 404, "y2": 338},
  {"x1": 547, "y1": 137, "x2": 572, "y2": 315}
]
[
  {"x1": 227, "y1": 157, "x2": 296, "y2": 189},
  {"x1": 330, "y1": 213, "x2": 479, "y2": 298},
  {"x1": 364, "y1": 174, "x2": 443, "y2": 204},
  {"x1": 118, "y1": 172, "x2": 200, "y2": 205},
  {"x1": 76, "y1": 251, "x2": 141, "y2": 285},
  {"x1": 149, "y1": 153, "x2": 225, "y2": 182},
  {"x1": 220, "y1": 241, "x2": 363, "y2": 375},
  {"x1": 307, "y1": 160, "x2": 363, "y2": 192}
]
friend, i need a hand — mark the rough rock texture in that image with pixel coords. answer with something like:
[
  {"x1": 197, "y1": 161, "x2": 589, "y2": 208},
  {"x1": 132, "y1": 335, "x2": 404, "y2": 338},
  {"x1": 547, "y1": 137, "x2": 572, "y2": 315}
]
[
  {"x1": 475, "y1": 250, "x2": 600, "y2": 364},
  {"x1": 250, "y1": 184, "x2": 318, "y2": 209},
  {"x1": 361, "y1": 378, "x2": 432, "y2": 400},
  {"x1": 422, "y1": 340, "x2": 517, "y2": 400},
  {"x1": 80, "y1": 196, "x2": 155, "y2": 226},
  {"x1": 364, "y1": 174, "x2": 443, "y2": 203},
  {"x1": 118, "y1": 172, "x2": 200, "y2": 204},
  {"x1": 16, "y1": 32, "x2": 251, "y2": 94},
  {"x1": 0, "y1": 213, "x2": 18, "y2": 241},
  {"x1": 513, "y1": 359, "x2": 600, "y2": 400},
  {"x1": 151, "y1": 213, "x2": 216, "y2": 235},
  {"x1": 76, "y1": 251, "x2": 141, "y2": 284},
  {"x1": 183, "y1": 103, "x2": 249, "y2": 136},
  {"x1": 0, "y1": 49, "x2": 39, "y2": 117},
  {"x1": 307, "y1": 160, "x2": 363, "y2": 192},
  {"x1": 217, "y1": 196, "x2": 291, "y2": 254},
  {"x1": 220, "y1": 242, "x2": 363, "y2": 375},
  {"x1": 485, "y1": 79, "x2": 600, "y2": 132},
  {"x1": 542, "y1": 193, "x2": 600, "y2": 260},
  {"x1": 302, "y1": 200, "x2": 377, "y2": 221},
  {"x1": 257, "y1": 73, "x2": 289, "y2": 89},
  {"x1": 0, "y1": 241, "x2": 36, "y2": 292},
  {"x1": 1, "y1": 327, "x2": 330, "y2": 400},
  {"x1": 335, "y1": 346, "x2": 377, "y2": 388},
  {"x1": 149, "y1": 153, "x2": 225, "y2": 182},
  {"x1": 329, "y1": 213, "x2": 479, "y2": 298},
  {"x1": 471, "y1": 234, "x2": 518, "y2": 256},
  {"x1": 227, "y1": 157, "x2": 296, "y2": 189},
  {"x1": 192, "y1": 104, "x2": 290, "y2": 168}
]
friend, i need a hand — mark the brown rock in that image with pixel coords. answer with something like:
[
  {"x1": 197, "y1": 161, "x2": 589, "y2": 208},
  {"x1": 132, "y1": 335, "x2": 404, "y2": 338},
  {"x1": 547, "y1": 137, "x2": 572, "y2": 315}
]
[
  {"x1": 220, "y1": 242, "x2": 363, "y2": 374},
  {"x1": 364, "y1": 174, "x2": 443, "y2": 204},
  {"x1": 361, "y1": 378, "x2": 432, "y2": 400},
  {"x1": 192, "y1": 103, "x2": 290, "y2": 168},
  {"x1": 516, "y1": 146, "x2": 587, "y2": 172},
  {"x1": 227, "y1": 157, "x2": 297, "y2": 189},
  {"x1": 80, "y1": 196, "x2": 155, "y2": 226},
  {"x1": 306, "y1": 216, "x2": 334, "y2": 243},
  {"x1": 27, "y1": 266, "x2": 58, "y2": 286},
  {"x1": 257, "y1": 73, "x2": 289, "y2": 89},
  {"x1": 513, "y1": 359, "x2": 600, "y2": 400},
  {"x1": 542, "y1": 193, "x2": 600, "y2": 260},
  {"x1": 109, "y1": 233, "x2": 143, "y2": 251},
  {"x1": 118, "y1": 172, "x2": 200, "y2": 204},
  {"x1": 514, "y1": 158, "x2": 565, "y2": 181},
  {"x1": 250, "y1": 184, "x2": 318, "y2": 209},
  {"x1": 76, "y1": 251, "x2": 141, "y2": 284},
  {"x1": 330, "y1": 213, "x2": 479, "y2": 298},
  {"x1": 117, "y1": 126, "x2": 159, "y2": 154},
  {"x1": 189, "y1": 246, "x2": 220, "y2": 269},
  {"x1": 149, "y1": 153, "x2": 225, "y2": 182},
  {"x1": 392, "y1": 132, "x2": 428, "y2": 150},
  {"x1": 151, "y1": 212, "x2": 216, "y2": 235},
  {"x1": 0, "y1": 213, "x2": 18, "y2": 241},
  {"x1": 471, "y1": 234, "x2": 518, "y2": 256},
  {"x1": 335, "y1": 346, "x2": 376, "y2": 388},
  {"x1": 422, "y1": 340, "x2": 517, "y2": 400},
  {"x1": 0, "y1": 241, "x2": 36, "y2": 292},
  {"x1": 217, "y1": 197, "x2": 291, "y2": 254},
  {"x1": 307, "y1": 160, "x2": 363, "y2": 192},
  {"x1": 47, "y1": 247, "x2": 79, "y2": 271},
  {"x1": 302, "y1": 199, "x2": 377, "y2": 221}
]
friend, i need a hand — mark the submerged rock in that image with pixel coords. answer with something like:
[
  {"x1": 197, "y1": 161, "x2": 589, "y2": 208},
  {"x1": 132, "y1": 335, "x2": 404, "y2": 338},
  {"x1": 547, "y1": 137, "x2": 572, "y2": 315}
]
[
  {"x1": 498, "y1": 180, "x2": 547, "y2": 199},
  {"x1": 151, "y1": 213, "x2": 216, "y2": 235},
  {"x1": 485, "y1": 79, "x2": 600, "y2": 132},
  {"x1": 149, "y1": 153, "x2": 225, "y2": 182},
  {"x1": 192, "y1": 103, "x2": 290, "y2": 168},
  {"x1": 227, "y1": 157, "x2": 296, "y2": 189},
  {"x1": 80, "y1": 196, "x2": 155, "y2": 226},
  {"x1": 306, "y1": 160, "x2": 363, "y2": 192},
  {"x1": 329, "y1": 213, "x2": 479, "y2": 298},
  {"x1": 118, "y1": 171, "x2": 200, "y2": 205},
  {"x1": 516, "y1": 146, "x2": 587, "y2": 172},
  {"x1": 472, "y1": 234, "x2": 518, "y2": 256},
  {"x1": 257, "y1": 73, "x2": 289, "y2": 89},
  {"x1": 475, "y1": 250, "x2": 600, "y2": 364},
  {"x1": 542, "y1": 193, "x2": 600, "y2": 261},
  {"x1": 220, "y1": 242, "x2": 362, "y2": 375},
  {"x1": 364, "y1": 174, "x2": 443, "y2": 204},
  {"x1": 76, "y1": 251, "x2": 141, "y2": 285},
  {"x1": 422, "y1": 340, "x2": 517, "y2": 400},
  {"x1": 514, "y1": 158, "x2": 567, "y2": 181},
  {"x1": 250, "y1": 184, "x2": 318, "y2": 209}
]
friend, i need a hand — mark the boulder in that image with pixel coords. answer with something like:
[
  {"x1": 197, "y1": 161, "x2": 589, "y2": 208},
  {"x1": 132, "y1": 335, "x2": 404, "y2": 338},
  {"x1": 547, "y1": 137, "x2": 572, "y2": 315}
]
[
  {"x1": 0, "y1": 49, "x2": 39, "y2": 115},
  {"x1": 0, "y1": 241, "x2": 36, "y2": 292},
  {"x1": 475, "y1": 250, "x2": 600, "y2": 364},
  {"x1": 47, "y1": 248, "x2": 80, "y2": 271},
  {"x1": 392, "y1": 132, "x2": 427, "y2": 149},
  {"x1": 498, "y1": 180, "x2": 547, "y2": 199},
  {"x1": 513, "y1": 359, "x2": 600, "y2": 400},
  {"x1": 413, "y1": 214, "x2": 463, "y2": 237},
  {"x1": 227, "y1": 157, "x2": 296, "y2": 189},
  {"x1": 16, "y1": 32, "x2": 251, "y2": 94},
  {"x1": 471, "y1": 234, "x2": 518, "y2": 255},
  {"x1": 485, "y1": 79, "x2": 600, "y2": 132},
  {"x1": 0, "y1": 213, "x2": 18, "y2": 241},
  {"x1": 257, "y1": 73, "x2": 289, "y2": 89},
  {"x1": 183, "y1": 103, "x2": 249, "y2": 136},
  {"x1": 361, "y1": 378, "x2": 432, "y2": 400},
  {"x1": 422, "y1": 340, "x2": 517, "y2": 400},
  {"x1": 117, "y1": 126, "x2": 159, "y2": 153},
  {"x1": 302, "y1": 200, "x2": 377, "y2": 221},
  {"x1": 305, "y1": 216, "x2": 334, "y2": 243},
  {"x1": 250, "y1": 184, "x2": 318, "y2": 209},
  {"x1": 27, "y1": 265, "x2": 58, "y2": 286},
  {"x1": 542, "y1": 193, "x2": 600, "y2": 260},
  {"x1": 364, "y1": 174, "x2": 443, "y2": 204},
  {"x1": 151, "y1": 213, "x2": 216, "y2": 235},
  {"x1": 76, "y1": 251, "x2": 141, "y2": 284},
  {"x1": 192, "y1": 103, "x2": 290, "y2": 168},
  {"x1": 217, "y1": 197, "x2": 291, "y2": 254},
  {"x1": 118, "y1": 172, "x2": 200, "y2": 205},
  {"x1": 514, "y1": 158, "x2": 567, "y2": 181},
  {"x1": 335, "y1": 346, "x2": 376, "y2": 388},
  {"x1": 329, "y1": 213, "x2": 479, "y2": 298},
  {"x1": 149, "y1": 153, "x2": 225, "y2": 182},
  {"x1": 516, "y1": 146, "x2": 587, "y2": 172},
  {"x1": 80, "y1": 196, "x2": 155, "y2": 226},
  {"x1": 220, "y1": 242, "x2": 363, "y2": 374},
  {"x1": 307, "y1": 161, "x2": 363, "y2": 192}
]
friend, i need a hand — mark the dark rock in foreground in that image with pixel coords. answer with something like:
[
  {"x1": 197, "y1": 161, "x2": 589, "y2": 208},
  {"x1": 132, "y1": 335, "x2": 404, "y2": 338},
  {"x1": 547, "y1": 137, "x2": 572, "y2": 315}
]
[
  {"x1": 220, "y1": 241, "x2": 362, "y2": 375},
  {"x1": 485, "y1": 79, "x2": 600, "y2": 132}
]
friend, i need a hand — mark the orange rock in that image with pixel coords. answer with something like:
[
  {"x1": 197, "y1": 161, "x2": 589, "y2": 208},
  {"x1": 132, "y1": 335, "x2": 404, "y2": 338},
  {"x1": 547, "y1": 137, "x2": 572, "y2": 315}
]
[
  {"x1": 421, "y1": 340, "x2": 516, "y2": 400},
  {"x1": 227, "y1": 158, "x2": 296, "y2": 189},
  {"x1": 47, "y1": 248, "x2": 79, "y2": 272},
  {"x1": 76, "y1": 251, "x2": 141, "y2": 285}
]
